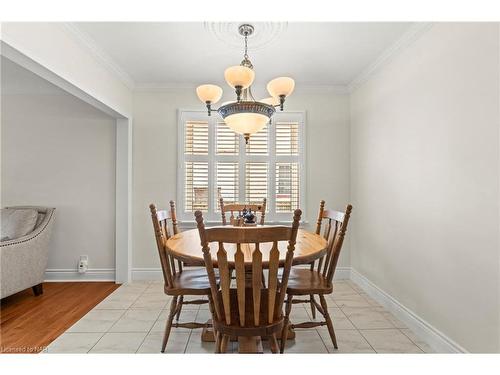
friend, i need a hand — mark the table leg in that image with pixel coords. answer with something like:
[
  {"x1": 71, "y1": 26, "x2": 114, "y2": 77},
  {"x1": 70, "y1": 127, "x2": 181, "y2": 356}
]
[
  {"x1": 201, "y1": 319, "x2": 216, "y2": 342},
  {"x1": 238, "y1": 336, "x2": 263, "y2": 354}
]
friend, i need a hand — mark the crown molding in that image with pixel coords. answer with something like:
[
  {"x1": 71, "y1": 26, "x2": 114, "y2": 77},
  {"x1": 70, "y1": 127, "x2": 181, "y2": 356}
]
[
  {"x1": 61, "y1": 23, "x2": 136, "y2": 90},
  {"x1": 134, "y1": 82, "x2": 349, "y2": 94},
  {"x1": 134, "y1": 82, "x2": 199, "y2": 92},
  {"x1": 347, "y1": 22, "x2": 434, "y2": 93},
  {"x1": 295, "y1": 84, "x2": 349, "y2": 94}
]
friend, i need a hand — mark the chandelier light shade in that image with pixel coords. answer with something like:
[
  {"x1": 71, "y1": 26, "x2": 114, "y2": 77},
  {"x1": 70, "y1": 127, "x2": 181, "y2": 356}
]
[
  {"x1": 225, "y1": 112, "x2": 269, "y2": 135},
  {"x1": 267, "y1": 77, "x2": 295, "y2": 98},
  {"x1": 195, "y1": 24, "x2": 295, "y2": 143},
  {"x1": 224, "y1": 66, "x2": 255, "y2": 90},
  {"x1": 196, "y1": 84, "x2": 223, "y2": 104}
]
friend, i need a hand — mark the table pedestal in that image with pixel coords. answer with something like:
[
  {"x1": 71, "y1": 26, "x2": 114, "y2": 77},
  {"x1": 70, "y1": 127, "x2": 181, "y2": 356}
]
[{"x1": 201, "y1": 320, "x2": 296, "y2": 353}]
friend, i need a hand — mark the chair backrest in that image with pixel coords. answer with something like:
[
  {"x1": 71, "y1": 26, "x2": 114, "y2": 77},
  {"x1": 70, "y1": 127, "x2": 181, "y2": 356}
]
[
  {"x1": 219, "y1": 197, "x2": 267, "y2": 226},
  {"x1": 314, "y1": 200, "x2": 353, "y2": 284},
  {"x1": 196, "y1": 209, "x2": 302, "y2": 327},
  {"x1": 149, "y1": 201, "x2": 181, "y2": 289}
]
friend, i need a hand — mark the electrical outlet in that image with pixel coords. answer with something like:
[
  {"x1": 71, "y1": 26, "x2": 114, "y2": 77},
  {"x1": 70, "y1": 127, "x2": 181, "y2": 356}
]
[{"x1": 78, "y1": 255, "x2": 88, "y2": 274}]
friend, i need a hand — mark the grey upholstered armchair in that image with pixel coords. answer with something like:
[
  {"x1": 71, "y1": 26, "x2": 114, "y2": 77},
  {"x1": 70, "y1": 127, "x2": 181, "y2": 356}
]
[{"x1": 0, "y1": 206, "x2": 55, "y2": 299}]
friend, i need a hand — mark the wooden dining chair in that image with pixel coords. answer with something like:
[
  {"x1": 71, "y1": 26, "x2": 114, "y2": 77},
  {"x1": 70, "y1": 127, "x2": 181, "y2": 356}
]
[
  {"x1": 219, "y1": 197, "x2": 267, "y2": 226},
  {"x1": 149, "y1": 201, "x2": 214, "y2": 352},
  {"x1": 195, "y1": 209, "x2": 302, "y2": 353},
  {"x1": 280, "y1": 201, "x2": 352, "y2": 353}
]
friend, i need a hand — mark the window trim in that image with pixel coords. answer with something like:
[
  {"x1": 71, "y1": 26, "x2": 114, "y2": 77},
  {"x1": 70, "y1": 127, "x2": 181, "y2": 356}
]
[{"x1": 177, "y1": 109, "x2": 306, "y2": 223}]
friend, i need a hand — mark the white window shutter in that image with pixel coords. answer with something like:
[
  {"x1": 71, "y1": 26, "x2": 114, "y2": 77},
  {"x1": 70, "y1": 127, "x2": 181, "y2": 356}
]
[
  {"x1": 275, "y1": 121, "x2": 299, "y2": 155},
  {"x1": 216, "y1": 121, "x2": 239, "y2": 155},
  {"x1": 275, "y1": 162, "x2": 300, "y2": 212},
  {"x1": 216, "y1": 162, "x2": 239, "y2": 210},
  {"x1": 178, "y1": 111, "x2": 305, "y2": 221},
  {"x1": 245, "y1": 123, "x2": 268, "y2": 155},
  {"x1": 185, "y1": 121, "x2": 208, "y2": 155},
  {"x1": 245, "y1": 162, "x2": 268, "y2": 204}
]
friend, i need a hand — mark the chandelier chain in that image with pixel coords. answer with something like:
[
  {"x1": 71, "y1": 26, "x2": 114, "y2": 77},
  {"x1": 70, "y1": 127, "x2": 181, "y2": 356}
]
[{"x1": 244, "y1": 34, "x2": 249, "y2": 59}]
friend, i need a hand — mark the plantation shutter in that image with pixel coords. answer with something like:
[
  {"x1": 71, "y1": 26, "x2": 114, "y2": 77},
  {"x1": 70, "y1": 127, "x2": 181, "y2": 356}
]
[
  {"x1": 185, "y1": 121, "x2": 208, "y2": 155},
  {"x1": 216, "y1": 122, "x2": 239, "y2": 155},
  {"x1": 275, "y1": 162, "x2": 300, "y2": 212},
  {"x1": 245, "y1": 123, "x2": 268, "y2": 155},
  {"x1": 184, "y1": 120, "x2": 209, "y2": 212},
  {"x1": 179, "y1": 111, "x2": 304, "y2": 221},
  {"x1": 275, "y1": 122, "x2": 299, "y2": 155},
  {"x1": 185, "y1": 162, "x2": 209, "y2": 212},
  {"x1": 216, "y1": 162, "x2": 239, "y2": 210},
  {"x1": 245, "y1": 162, "x2": 268, "y2": 204}
]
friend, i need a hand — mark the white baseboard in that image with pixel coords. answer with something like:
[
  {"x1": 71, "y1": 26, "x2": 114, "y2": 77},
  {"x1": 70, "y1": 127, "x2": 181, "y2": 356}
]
[
  {"x1": 333, "y1": 266, "x2": 351, "y2": 280},
  {"x1": 44, "y1": 268, "x2": 115, "y2": 282},
  {"x1": 131, "y1": 266, "x2": 351, "y2": 281},
  {"x1": 131, "y1": 268, "x2": 163, "y2": 281},
  {"x1": 350, "y1": 268, "x2": 467, "y2": 353}
]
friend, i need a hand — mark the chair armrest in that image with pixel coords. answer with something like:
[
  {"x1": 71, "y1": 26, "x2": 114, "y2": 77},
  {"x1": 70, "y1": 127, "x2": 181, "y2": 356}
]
[{"x1": 0, "y1": 208, "x2": 56, "y2": 248}]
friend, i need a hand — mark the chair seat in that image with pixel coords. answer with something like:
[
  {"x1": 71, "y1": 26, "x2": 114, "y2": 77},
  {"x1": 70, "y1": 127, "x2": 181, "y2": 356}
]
[
  {"x1": 165, "y1": 268, "x2": 212, "y2": 296},
  {"x1": 286, "y1": 268, "x2": 333, "y2": 295},
  {"x1": 213, "y1": 289, "x2": 283, "y2": 337}
]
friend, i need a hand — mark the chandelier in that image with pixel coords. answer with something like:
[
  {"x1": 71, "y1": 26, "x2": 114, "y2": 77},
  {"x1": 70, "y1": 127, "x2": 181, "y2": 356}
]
[{"x1": 195, "y1": 24, "x2": 295, "y2": 144}]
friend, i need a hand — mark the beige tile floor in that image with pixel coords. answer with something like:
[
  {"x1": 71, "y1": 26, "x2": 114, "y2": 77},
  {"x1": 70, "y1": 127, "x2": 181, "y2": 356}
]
[{"x1": 45, "y1": 279, "x2": 435, "y2": 354}]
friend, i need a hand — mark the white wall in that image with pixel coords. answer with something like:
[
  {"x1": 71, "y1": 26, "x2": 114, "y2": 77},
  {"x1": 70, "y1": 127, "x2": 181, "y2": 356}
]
[
  {"x1": 132, "y1": 87, "x2": 350, "y2": 272},
  {"x1": 350, "y1": 23, "x2": 500, "y2": 352},
  {"x1": 1, "y1": 58, "x2": 117, "y2": 275}
]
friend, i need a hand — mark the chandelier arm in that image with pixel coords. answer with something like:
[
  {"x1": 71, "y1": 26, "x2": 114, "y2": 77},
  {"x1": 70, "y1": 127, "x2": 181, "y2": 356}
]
[
  {"x1": 247, "y1": 86, "x2": 256, "y2": 102},
  {"x1": 279, "y1": 94, "x2": 286, "y2": 111},
  {"x1": 235, "y1": 85, "x2": 243, "y2": 102},
  {"x1": 205, "y1": 102, "x2": 221, "y2": 116}
]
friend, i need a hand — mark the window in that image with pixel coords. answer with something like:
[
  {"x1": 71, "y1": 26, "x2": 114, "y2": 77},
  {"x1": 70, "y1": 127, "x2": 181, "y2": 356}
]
[{"x1": 178, "y1": 110, "x2": 305, "y2": 222}]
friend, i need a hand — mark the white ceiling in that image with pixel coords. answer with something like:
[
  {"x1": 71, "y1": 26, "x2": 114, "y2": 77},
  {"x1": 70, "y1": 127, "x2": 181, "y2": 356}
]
[{"x1": 73, "y1": 22, "x2": 414, "y2": 88}]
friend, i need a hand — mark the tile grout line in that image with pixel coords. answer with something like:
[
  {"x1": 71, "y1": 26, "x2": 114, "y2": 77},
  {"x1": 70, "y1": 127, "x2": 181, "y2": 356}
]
[
  {"x1": 398, "y1": 328, "x2": 426, "y2": 353},
  {"x1": 312, "y1": 327, "x2": 329, "y2": 353},
  {"x1": 86, "y1": 332, "x2": 107, "y2": 353},
  {"x1": 183, "y1": 308, "x2": 201, "y2": 354},
  {"x1": 357, "y1": 329, "x2": 379, "y2": 353},
  {"x1": 345, "y1": 278, "x2": 424, "y2": 354},
  {"x1": 327, "y1": 294, "x2": 379, "y2": 353},
  {"x1": 314, "y1": 327, "x2": 334, "y2": 353},
  {"x1": 87, "y1": 282, "x2": 150, "y2": 353},
  {"x1": 85, "y1": 309, "x2": 128, "y2": 354},
  {"x1": 133, "y1": 282, "x2": 170, "y2": 353},
  {"x1": 338, "y1": 305, "x2": 380, "y2": 353}
]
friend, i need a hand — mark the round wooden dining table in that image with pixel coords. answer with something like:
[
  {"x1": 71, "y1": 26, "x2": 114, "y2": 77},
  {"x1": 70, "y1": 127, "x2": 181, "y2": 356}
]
[
  {"x1": 166, "y1": 227, "x2": 328, "y2": 267},
  {"x1": 165, "y1": 227, "x2": 328, "y2": 353}
]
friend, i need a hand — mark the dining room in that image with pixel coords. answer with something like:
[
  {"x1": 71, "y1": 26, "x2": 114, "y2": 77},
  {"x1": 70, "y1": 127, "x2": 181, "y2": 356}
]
[{"x1": 1, "y1": 2, "x2": 500, "y2": 367}]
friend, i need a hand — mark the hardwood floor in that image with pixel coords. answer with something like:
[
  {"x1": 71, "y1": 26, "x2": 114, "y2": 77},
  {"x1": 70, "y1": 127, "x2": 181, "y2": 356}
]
[{"x1": 0, "y1": 282, "x2": 119, "y2": 353}]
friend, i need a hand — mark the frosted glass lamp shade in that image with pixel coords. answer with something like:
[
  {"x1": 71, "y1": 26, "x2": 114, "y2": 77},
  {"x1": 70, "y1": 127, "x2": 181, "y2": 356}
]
[
  {"x1": 224, "y1": 66, "x2": 255, "y2": 89},
  {"x1": 196, "y1": 84, "x2": 223, "y2": 104},
  {"x1": 260, "y1": 97, "x2": 280, "y2": 106},
  {"x1": 224, "y1": 112, "x2": 268, "y2": 135},
  {"x1": 266, "y1": 77, "x2": 295, "y2": 98}
]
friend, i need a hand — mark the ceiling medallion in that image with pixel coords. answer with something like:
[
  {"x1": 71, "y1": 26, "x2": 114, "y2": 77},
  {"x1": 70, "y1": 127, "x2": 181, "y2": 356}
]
[
  {"x1": 196, "y1": 24, "x2": 294, "y2": 144},
  {"x1": 204, "y1": 22, "x2": 287, "y2": 51}
]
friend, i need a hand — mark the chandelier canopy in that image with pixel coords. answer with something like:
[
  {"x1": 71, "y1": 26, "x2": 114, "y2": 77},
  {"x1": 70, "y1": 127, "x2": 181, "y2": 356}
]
[{"x1": 196, "y1": 24, "x2": 295, "y2": 143}]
